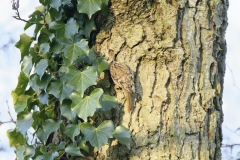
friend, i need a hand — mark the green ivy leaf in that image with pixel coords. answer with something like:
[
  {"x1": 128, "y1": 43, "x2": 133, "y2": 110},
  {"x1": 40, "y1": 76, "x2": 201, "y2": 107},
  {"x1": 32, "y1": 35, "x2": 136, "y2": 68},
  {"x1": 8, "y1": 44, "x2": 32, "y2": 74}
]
[
  {"x1": 99, "y1": 93, "x2": 117, "y2": 111},
  {"x1": 16, "y1": 112, "x2": 33, "y2": 135},
  {"x1": 45, "y1": 104, "x2": 55, "y2": 118},
  {"x1": 47, "y1": 142, "x2": 66, "y2": 152},
  {"x1": 35, "y1": 59, "x2": 48, "y2": 79},
  {"x1": 24, "y1": 10, "x2": 43, "y2": 31},
  {"x1": 24, "y1": 145, "x2": 35, "y2": 159},
  {"x1": 49, "y1": 18, "x2": 79, "y2": 39},
  {"x1": 36, "y1": 73, "x2": 52, "y2": 92},
  {"x1": 82, "y1": 19, "x2": 96, "y2": 40},
  {"x1": 14, "y1": 72, "x2": 29, "y2": 95},
  {"x1": 62, "y1": 0, "x2": 71, "y2": 5},
  {"x1": 93, "y1": 57, "x2": 109, "y2": 73},
  {"x1": 36, "y1": 129, "x2": 48, "y2": 143},
  {"x1": 32, "y1": 111, "x2": 48, "y2": 129},
  {"x1": 21, "y1": 55, "x2": 33, "y2": 76},
  {"x1": 64, "y1": 124, "x2": 80, "y2": 141},
  {"x1": 39, "y1": 43, "x2": 50, "y2": 54},
  {"x1": 38, "y1": 33, "x2": 49, "y2": 45},
  {"x1": 87, "y1": 47, "x2": 97, "y2": 64},
  {"x1": 29, "y1": 47, "x2": 38, "y2": 63},
  {"x1": 50, "y1": 0, "x2": 62, "y2": 10},
  {"x1": 12, "y1": 91, "x2": 30, "y2": 113},
  {"x1": 65, "y1": 144, "x2": 84, "y2": 156},
  {"x1": 7, "y1": 129, "x2": 26, "y2": 147},
  {"x1": 66, "y1": 66, "x2": 98, "y2": 97},
  {"x1": 43, "y1": 119, "x2": 62, "y2": 140},
  {"x1": 63, "y1": 39, "x2": 89, "y2": 65},
  {"x1": 29, "y1": 74, "x2": 40, "y2": 93},
  {"x1": 16, "y1": 145, "x2": 25, "y2": 160},
  {"x1": 112, "y1": 125, "x2": 131, "y2": 149},
  {"x1": 78, "y1": 141, "x2": 89, "y2": 153},
  {"x1": 36, "y1": 152, "x2": 59, "y2": 160},
  {"x1": 41, "y1": 27, "x2": 55, "y2": 42},
  {"x1": 100, "y1": 0, "x2": 109, "y2": 16},
  {"x1": 15, "y1": 34, "x2": 33, "y2": 61},
  {"x1": 39, "y1": 90, "x2": 48, "y2": 105},
  {"x1": 71, "y1": 88, "x2": 103, "y2": 121},
  {"x1": 60, "y1": 99, "x2": 76, "y2": 121},
  {"x1": 80, "y1": 120, "x2": 114, "y2": 151},
  {"x1": 77, "y1": 0, "x2": 102, "y2": 19},
  {"x1": 51, "y1": 40, "x2": 63, "y2": 54},
  {"x1": 48, "y1": 80, "x2": 73, "y2": 103}
]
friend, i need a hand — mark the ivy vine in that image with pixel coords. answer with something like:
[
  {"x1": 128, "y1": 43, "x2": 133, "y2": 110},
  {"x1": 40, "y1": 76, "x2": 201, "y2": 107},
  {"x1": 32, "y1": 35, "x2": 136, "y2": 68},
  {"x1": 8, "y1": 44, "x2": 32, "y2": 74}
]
[{"x1": 8, "y1": 0, "x2": 130, "y2": 159}]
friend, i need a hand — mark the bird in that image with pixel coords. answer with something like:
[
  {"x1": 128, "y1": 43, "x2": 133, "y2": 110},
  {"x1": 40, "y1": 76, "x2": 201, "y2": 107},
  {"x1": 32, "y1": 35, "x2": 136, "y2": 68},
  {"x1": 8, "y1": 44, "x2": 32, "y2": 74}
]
[{"x1": 109, "y1": 60, "x2": 135, "y2": 112}]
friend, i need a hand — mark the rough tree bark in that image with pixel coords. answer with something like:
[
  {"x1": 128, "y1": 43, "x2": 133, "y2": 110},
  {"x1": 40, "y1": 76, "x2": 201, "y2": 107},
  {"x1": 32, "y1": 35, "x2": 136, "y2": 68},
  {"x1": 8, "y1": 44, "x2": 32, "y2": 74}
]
[{"x1": 94, "y1": 0, "x2": 228, "y2": 159}]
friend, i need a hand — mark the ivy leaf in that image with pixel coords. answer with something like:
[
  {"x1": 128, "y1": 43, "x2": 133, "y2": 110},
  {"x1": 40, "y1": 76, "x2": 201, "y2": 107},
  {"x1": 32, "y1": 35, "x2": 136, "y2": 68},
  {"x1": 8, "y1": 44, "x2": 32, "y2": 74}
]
[
  {"x1": 80, "y1": 120, "x2": 114, "y2": 151},
  {"x1": 29, "y1": 74, "x2": 39, "y2": 93},
  {"x1": 38, "y1": 33, "x2": 49, "y2": 45},
  {"x1": 63, "y1": 39, "x2": 89, "y2": 65},
  {"x1": 64, "y1": 124, "x2": 80, "y2": 141},
  {"x1": 62, "y1": 0, "x2": 71, "y2": 5},
  {"x1": 77, "y1": 0, "x2": 102, "y2": 19},
  {"x1": 36, "y1": 129, "x2": 48, "y2": 143},
  {"x1": 24, "y1": 145, "x2": 35, "y2": 159},
  {"x1": 100, "y1": 0, "x2": 109, "y2": 16},
  {"x1": 12, "y1": 91, "x2": 30, "y2": 113},
  {"x1": 65, "y1": 144, "x2": 84, "y2": 156},
  {"x1": 29, "y1": 47, "x2": 38, "y2": 64},
  {"x1": 36, "y1": 73, "x2": 52, "y2": 92},
  {"x1": 48, "y1": 80, "x2": 74, "y2": 103},
  {"x1": 39, "y1": 43, "x2": 50, "y2": 54},
  {"x1": 99, "y1": 94, "x2": 117, "y2": 111},
  {"x1": 49, "y1": 18, "x2": 79, "y2": 39},
  {"x1": 16, "y1": 111, "x2": 33, "y2": 135},
  {"x1": 60, "y1": 99, "x2": 76, "y2": 121},
  {"x1": 36, "y1": 152, "x2": 59, "y2": 160},
  {"x1": 47, "y1": 142, "x2": 66, "y2": 152},
  {"x1": 24, "y1": 10, "x2": 43, "y2": 30},
  {"x1": 41, "y1": 27, "x2": 55, "y2": 42},
  {"x1": 14, "y1": 72, "x2": 29, "y2": 95},
  {"x1": 7, "y1": 129, "x2": 26, "y2": 147},
  {"x1": 50, "y1": 0, "x2": 62, "y2": 10},
  {"x1": 21, "y1": 55, "x2": 32, "y2": 76},
  {"x1": 82, "y1": 19, "x2": 96, "y2": 40},
  {"x1": 39, "y1": 90, "x2": 48, "y2": 105},
  {"x1": 15, "y1": 34, "x2": 33, "y2": 61},
  {"x1": 45, "y1": 104, "x2": 55, "y2": 119},
  {"x1": 70, "y1": 88, "x2": 103, "y2": 122},
  {"x1": 78, "y1": 141, "x2": 89, "y2": 153},
  {"x1": 35, "y1": 59, "x2": 48, "y2": 79},
  {"x1": 16, "y1": 145, "x2": 25, "y2": 160},
  {"x1": 87, "y1": 47, "x2": 97, "y2": 64},
  {"x1": 42, "y1": 119, "x2": 62, "y2": 140},
  {"x1": 32, "y1": 111, "x2": 48, "y2": 129},
  {"x1": 51, "y1": 40, "x2": 63, "y2": 54},
  {"x1": 66, "y1": 66, "x2": 98, "y2": 97},
  {"x1": 112, "y1": 125, "x2": 131, "y2": 149},
  {"x1": 93, "y1": 57, "x2": 109, "y2": 73}
]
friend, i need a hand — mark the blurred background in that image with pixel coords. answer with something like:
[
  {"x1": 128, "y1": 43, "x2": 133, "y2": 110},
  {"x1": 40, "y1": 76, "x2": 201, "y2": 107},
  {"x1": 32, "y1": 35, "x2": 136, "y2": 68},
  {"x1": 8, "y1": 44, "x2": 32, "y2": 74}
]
[{"x1": 0, "y1": 0, "x2": 239, "y2": 159}]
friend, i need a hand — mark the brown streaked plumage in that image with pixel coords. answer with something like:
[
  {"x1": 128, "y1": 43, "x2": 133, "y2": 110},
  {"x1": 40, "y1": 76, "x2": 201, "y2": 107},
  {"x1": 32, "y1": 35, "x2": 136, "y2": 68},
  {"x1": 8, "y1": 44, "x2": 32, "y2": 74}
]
[{"x1": 109, "y1": 60, "x2": 135, "y2": 112}]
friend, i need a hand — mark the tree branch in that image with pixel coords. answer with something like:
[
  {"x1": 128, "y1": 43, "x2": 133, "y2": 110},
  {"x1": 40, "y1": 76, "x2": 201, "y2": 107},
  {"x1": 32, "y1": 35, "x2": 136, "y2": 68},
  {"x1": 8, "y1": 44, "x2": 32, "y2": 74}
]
[
  {"x1": 12, "y1": 0, "x2": 44, "y2": 25},
  {"x1": 0, "y1": 101, "x2": 16, "y2": 126}
]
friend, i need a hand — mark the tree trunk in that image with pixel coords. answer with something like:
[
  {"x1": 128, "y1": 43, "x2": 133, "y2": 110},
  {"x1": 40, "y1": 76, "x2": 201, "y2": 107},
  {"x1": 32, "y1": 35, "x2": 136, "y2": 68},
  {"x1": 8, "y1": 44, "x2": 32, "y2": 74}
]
[{"x1": 94, "y1": 0, "x2": 228, "y2": 159}]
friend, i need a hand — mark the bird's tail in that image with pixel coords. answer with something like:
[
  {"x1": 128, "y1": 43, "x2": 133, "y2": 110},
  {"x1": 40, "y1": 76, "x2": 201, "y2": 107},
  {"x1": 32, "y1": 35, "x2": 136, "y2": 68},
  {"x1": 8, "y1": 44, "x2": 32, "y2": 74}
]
[{"x1": 124, "y1": 89, "x2": 132, "y2": 113}]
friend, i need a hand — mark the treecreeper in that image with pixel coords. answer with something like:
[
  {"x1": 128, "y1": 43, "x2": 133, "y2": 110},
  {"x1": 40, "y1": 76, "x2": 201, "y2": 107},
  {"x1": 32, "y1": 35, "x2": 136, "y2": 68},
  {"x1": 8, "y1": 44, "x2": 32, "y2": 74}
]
[{"x1": 109, "y1": 60, "x2": 135, "y2": 113}]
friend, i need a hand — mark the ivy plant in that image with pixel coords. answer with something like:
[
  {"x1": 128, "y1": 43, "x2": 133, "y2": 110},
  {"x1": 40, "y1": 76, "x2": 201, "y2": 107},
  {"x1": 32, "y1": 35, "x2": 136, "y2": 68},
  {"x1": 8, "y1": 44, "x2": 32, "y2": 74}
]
[{"x1": 8, "y1": 0, "x2": 130, "y2": 159}]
